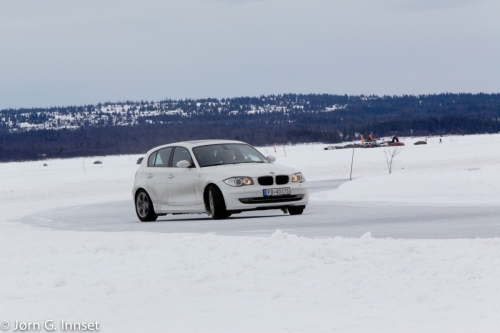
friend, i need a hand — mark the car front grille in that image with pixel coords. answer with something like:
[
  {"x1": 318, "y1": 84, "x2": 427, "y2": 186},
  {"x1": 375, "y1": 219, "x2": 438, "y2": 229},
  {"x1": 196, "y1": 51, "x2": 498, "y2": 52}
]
[
  {"x1": 258, "y1": 176, "x2": 274, "y2": 186},
  {"x1": 276, "y1": 175, "x2": 289, "y2": 185}
]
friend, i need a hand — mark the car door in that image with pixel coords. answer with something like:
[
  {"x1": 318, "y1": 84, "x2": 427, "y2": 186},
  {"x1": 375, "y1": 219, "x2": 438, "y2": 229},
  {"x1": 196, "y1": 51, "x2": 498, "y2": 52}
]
[
  {"x1": 145, "y1": 147, "x2": 173, "y2": 205},
  {"x1": 167, "y1": 146, "x2": 198, "y2": 206}
]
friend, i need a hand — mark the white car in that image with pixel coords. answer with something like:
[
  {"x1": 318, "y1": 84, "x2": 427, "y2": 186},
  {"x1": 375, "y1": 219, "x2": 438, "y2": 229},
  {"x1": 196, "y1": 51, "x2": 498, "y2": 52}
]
[{"x1": 133, "y1": 140, "x2": 308, "y2": 221}]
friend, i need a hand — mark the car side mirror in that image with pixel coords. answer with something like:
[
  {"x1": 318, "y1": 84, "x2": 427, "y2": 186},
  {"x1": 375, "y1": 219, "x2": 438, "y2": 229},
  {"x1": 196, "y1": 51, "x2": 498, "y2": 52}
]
[
  {"x1": 176, "y1": 160, "x2": 191, "y2": 168},
  {"x1": 267, "y1": 155, "x2": 276, "y2": 163}
]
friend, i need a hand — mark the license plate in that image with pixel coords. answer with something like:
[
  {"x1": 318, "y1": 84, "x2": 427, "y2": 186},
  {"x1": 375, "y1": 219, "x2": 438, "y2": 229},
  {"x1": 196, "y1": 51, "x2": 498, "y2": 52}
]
[{"x1": 263, "y1": 187, "x2": 291, "y2": 197}]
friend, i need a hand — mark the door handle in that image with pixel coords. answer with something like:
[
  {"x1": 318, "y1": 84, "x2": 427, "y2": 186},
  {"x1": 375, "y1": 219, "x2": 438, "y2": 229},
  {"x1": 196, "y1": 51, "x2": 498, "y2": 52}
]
[
  {"x1": 147, "y1": 173, "x2": 153, "y2": 178},
  {"x1": 168, "y1": 174, "x2": 174, "y2": 179}
]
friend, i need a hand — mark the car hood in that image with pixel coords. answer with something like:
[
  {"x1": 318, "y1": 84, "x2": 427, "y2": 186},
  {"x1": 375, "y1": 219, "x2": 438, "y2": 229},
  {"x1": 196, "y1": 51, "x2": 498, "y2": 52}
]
[{"x1": 199, "y1": 162, "x2": 301, "y2": 177}]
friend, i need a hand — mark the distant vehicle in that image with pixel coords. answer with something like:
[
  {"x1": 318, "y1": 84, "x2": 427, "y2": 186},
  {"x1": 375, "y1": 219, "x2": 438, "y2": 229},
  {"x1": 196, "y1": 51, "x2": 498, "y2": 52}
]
[
  {"x1": 362, "y1": 142, "x2": 381, "y2": 148},
  {"x1": 136, "y1": 157, "x2": 144, "y2": 164},
  {"x1": 43, "y1": 163, "x2": 48, "y2": 167},
  {"x1": 324, "y1": 146, "x2": 343, "y2": 150},
  {"x1": 133, "y1": 140, "x2": 308, "y2": 222},
  {"x1": 388, "y1": 136, "x2": 405, "y2": 146},
  {"x1": 94, "y1": 161, "x2": 102, "y2": 164},
  {"x1": 414, "y1": 141, "x2": 427, "y2": 145}
]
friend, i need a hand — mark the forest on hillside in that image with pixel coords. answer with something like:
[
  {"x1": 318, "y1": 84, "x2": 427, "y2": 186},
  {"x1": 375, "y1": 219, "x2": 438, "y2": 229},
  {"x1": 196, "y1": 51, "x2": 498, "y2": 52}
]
[{"x1": 1, "y1": 93, "x2": 500, "y2": 161}]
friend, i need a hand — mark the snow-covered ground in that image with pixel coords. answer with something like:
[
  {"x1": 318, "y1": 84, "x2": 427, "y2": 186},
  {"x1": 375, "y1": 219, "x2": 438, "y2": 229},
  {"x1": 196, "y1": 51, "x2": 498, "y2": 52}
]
[
  {"x1": 267, "y1": 135, "x2": 500, "y2": 205},
  {"x1": 3, "y1": 227, "x2": 500, "y2": 332},
  {"x1": 2, "y1": 134, "x2": 500, "y2": 332}
]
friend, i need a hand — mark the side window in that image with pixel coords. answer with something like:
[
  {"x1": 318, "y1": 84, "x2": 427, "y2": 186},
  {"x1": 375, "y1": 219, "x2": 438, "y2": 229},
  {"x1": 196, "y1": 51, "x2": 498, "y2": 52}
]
[
  {"x1": 171, "y1": 147, "x2": 193, "y2": 168},
  {"x1": 147, "y1": 151, "x2": 157, "y2": 167},
  {"x1": 154, "y1": 147, "x2": 173, "y2": 167}
]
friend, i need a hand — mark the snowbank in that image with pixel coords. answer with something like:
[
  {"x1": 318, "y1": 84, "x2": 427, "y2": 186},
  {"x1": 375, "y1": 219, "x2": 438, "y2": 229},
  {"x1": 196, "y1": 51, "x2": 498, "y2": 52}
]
[
  {"x1": 2, "y1": 227, "x2": 500, "y2": 333},
  {"x1": 312, "y1": 165, "x2": 500, "y2": 205},
  {"x1": 277, "y1": 134, "x2": 500, "y2": 205}
]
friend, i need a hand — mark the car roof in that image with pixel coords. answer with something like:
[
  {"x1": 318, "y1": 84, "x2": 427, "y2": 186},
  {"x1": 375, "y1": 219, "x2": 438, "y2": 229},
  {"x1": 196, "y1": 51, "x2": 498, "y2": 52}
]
[
  {"x1": 180, "y1": 139, "x2": 245, "y2": 147},
  {"x1": 147, "y1": 140, "x2": 247, "y2": 153}
]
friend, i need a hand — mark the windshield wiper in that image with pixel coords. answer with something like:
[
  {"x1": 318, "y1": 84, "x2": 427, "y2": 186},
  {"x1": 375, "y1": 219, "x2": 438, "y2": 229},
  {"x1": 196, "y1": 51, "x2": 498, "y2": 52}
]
[
  {"x1": 201, "y1": 161, "x2": 265, "y2": 167},
  {"x1": 200, "y1": 164, "x2": 221, "y2": 167}
]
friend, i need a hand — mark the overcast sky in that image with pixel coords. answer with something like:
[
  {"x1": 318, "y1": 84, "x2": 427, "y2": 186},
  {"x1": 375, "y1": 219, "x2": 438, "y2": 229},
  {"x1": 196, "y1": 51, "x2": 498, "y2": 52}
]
[{"x1": 1, "y1": 0, "x2": 499, "y2": 109}]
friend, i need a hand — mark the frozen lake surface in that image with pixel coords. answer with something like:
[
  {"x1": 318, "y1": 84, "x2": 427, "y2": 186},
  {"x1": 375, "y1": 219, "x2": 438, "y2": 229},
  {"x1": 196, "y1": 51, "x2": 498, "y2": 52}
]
[{"x1": 3, "y1": 135, "x2": 500, "y2": 332}]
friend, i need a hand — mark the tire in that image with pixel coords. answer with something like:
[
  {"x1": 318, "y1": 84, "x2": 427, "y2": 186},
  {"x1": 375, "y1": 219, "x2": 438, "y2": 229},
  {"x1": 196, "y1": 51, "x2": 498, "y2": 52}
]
[
  {"x1": 135, "y1": 190, "x2": 158, "y2": 222},
  {"x1": 288, "y1": 206, "x2": 304, "y2": 215},
  {"x1": 207, "y1": 185, "x2": 228, "y2": 220}
]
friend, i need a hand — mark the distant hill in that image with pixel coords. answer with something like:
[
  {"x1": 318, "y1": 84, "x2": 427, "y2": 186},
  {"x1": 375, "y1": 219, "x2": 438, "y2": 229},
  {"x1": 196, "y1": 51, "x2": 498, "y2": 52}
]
[{"x1": 1, "y1": 93, "x2": 500, "y2": 161}]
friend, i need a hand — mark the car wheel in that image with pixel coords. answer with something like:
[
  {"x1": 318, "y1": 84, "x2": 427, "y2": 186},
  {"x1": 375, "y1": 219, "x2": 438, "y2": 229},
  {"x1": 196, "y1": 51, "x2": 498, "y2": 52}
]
[
  {"x1": 288, "y1": 206, "x2": 304, "y2": 215},
  {"x1": 208, "y1": 185, "x2": 228, "y2": 220},
  {"x1": 135, "y1": 190, "x2": 158, "y2": 222}
]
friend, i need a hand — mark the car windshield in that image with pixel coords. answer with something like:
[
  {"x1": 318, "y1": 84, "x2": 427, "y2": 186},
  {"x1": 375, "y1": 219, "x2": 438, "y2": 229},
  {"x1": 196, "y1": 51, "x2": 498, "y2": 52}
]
[{"x1": 192, "y1": 144, "x2": 270, "y2": 167}]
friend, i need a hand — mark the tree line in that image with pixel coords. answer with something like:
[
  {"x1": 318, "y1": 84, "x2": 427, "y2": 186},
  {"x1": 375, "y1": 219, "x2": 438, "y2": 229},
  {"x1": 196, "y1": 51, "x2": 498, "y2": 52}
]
[{"x1": 1, "y1": 93, "x2": 500, "y2": 162}]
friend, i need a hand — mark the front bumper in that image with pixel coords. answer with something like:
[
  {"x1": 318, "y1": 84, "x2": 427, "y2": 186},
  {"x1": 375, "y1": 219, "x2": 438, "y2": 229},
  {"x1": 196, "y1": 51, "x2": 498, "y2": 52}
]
[{"x1": 219, "y1": 181, "x2": 309, "y2": 211}]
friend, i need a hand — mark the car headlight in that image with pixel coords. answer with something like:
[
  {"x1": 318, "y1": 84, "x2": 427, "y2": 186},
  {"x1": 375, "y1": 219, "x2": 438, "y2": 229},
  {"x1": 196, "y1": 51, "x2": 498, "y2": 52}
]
[
  {"x1": 291, "y1": 172, "x2": 305, "y2": 183},
  {"x1": 223, "y1": 176, "x2": 254, "y2": 187}
]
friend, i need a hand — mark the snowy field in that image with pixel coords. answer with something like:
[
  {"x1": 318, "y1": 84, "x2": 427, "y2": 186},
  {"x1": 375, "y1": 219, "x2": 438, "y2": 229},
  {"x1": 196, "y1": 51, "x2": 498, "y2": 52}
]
[{"x1": 1, "y1": 134, "x2": 500, "y2": 332}]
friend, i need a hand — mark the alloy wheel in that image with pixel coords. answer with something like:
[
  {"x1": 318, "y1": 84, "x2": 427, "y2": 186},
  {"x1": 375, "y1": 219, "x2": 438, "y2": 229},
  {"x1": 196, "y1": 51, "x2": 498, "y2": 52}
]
[{"x1": 137, "y1": 192, "x2": 149, "y2": 218}]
